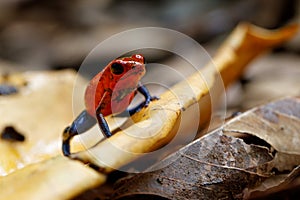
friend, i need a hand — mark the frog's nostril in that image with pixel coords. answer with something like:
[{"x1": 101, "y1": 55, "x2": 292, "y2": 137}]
[{"x1": 132, "y1": 54, "x2": 145, "y2": 64}]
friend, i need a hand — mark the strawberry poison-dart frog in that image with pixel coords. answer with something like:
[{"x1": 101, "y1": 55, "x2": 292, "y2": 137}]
[{"x1": 62, "y1": 54, "x2": 157, "y2": 156}]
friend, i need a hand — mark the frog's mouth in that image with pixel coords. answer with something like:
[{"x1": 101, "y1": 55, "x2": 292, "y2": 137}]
[{"x1": 133, "y1": 67, "x2": 146, "y2": 76}]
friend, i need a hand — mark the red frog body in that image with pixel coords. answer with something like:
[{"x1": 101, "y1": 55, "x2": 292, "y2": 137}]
[
  {"x1": 85, "y1": 54, "x2": 145, "y2": 117},
  {"x1": 62, "y1": 54, "x2": 157, "y2": 156}
]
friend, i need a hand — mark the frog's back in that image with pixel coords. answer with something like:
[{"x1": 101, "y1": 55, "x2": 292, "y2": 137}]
[{"x1": 85, "y1": 71, "x2": 106, "y2": 116}]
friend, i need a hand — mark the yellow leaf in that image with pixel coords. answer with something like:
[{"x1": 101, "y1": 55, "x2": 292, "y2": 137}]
[{"x1": 0, "y1": 157, "x2": 105, "y2": 200}]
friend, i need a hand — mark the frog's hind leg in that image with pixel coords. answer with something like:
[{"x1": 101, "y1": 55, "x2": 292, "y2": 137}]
[{"x1": 62, "y1": 110, "x2": 96, "y2": 156}]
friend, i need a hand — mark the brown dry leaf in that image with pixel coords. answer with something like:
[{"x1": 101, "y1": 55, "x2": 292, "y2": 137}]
[
  {"x1": 112, "y1": 133, "x2": 273, "y2": 200},
  {"x1": 247, "y1": 166, "x2": 300, "y2": 199},
  {"x1": 245, "y1": 166, "x2": 300, "y2": 199},
  {"x1": 224, "y1": 97, "x2": 300, "y2": 171},
  {"x1": 73, "y1": 23, "x2": 299, "y2": 174},
  {"x1": 112, "y1": 97, "x2": 300, "y2": 200}
]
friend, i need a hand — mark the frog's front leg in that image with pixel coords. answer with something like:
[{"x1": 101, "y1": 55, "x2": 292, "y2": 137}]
[
  {"x1": 115, "y1": 83, "x2": 158, "y2": 117},
  {"x1": 127, "y1": 83, "x2": 159, "y2": 115},
  {"x1": 95, "y1": 109, "x2": 112, "y2": 138},
  {"x1": 137, "y1": 82, "x2": 159, "y2": 107},
  {"x1": 62, "y1": 110, "x2": 96, "y2": 156},
  {"x1": 95, "y1": 91, "x2": 113, "y2": 138}
]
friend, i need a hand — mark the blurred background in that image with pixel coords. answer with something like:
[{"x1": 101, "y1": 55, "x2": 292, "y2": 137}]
[
  {"x1": 0, "y1": 0, "x2": 299, "y2": 112},
  {"x1": 0, "y1": 0, "x2": 299, "y2": 72}
]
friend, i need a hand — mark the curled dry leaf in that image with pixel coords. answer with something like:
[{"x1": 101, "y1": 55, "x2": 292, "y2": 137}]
[
  {"x1": 73, "y1": 23, "x2": 299, "y2": 173},
  {"x1": 247, "y1": 166, "x2": 300, "y2": 199},
  {"x1": 112, "y1": 97, "x2": 300, "y2": 200},
  {"x1": 224, "y1": 97, "x2": 300, "y2": 198},
  {"x1": 224, "y1": 97, "x2": 300, "y2": 171}
]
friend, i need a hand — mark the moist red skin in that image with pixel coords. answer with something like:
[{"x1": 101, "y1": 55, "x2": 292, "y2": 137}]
[{"x1": 84, "y1": 54, "x2": 145, "y2": 117}]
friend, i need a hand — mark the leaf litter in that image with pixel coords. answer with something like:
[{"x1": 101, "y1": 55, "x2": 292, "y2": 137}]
[{"x1": 112, "y1": 97, "x2": 300, "y2": 200}]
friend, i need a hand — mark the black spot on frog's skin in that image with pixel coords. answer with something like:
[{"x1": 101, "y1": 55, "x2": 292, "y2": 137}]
[
  {"x1": 113, "y1": 88, "x2": 134, "y2": 102},
  {"x1": 0, "y1": 84, "x2": 18, "y2": 96},
  {"x1": 1, "y1": 126, "x2": 25, "y2": 142}
]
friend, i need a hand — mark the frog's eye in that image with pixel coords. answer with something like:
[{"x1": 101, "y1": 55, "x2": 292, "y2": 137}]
[{"x1": 111, "y1": 63, "x2": 124, "y2": 75}]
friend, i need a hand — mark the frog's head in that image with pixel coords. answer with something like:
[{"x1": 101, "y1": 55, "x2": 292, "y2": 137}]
[
  {"x1": 109, "y1": 54, "x2": 146, "y2": 81},
  {"x1": 84, "y1": 54, "x2": 147, "y2": 116}
]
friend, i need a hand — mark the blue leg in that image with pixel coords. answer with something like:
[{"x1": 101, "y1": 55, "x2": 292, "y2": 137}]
[
  {"x1": 116, "y1": 83, "x2": 159, "y2": 117},
  {"x1": 62, "y1": 110, "x2": 96, "y2": 156},
  {"x1": 95, "y1": 108, "x2": 112, "y2": 138}
]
